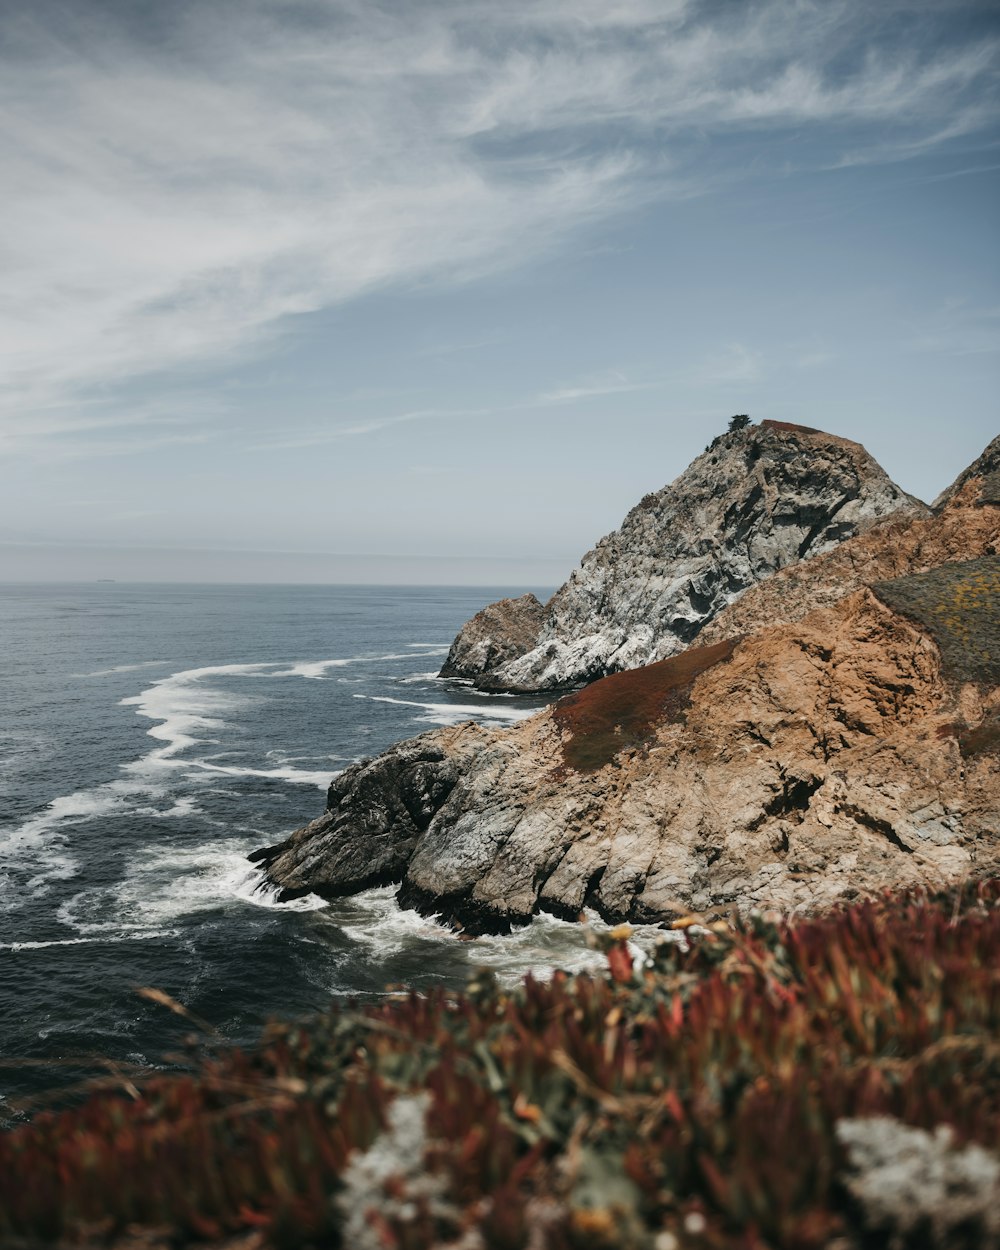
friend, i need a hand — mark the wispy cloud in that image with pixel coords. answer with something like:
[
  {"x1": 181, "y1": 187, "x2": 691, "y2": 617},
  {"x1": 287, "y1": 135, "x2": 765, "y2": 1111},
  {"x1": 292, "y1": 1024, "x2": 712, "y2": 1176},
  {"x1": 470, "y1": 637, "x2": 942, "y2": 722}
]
[
  {"x1": 692, "y1": 343, "x2": 765, "y2": 386},
  {"x1": 906, "y1": 298, "x2": 1000, "y2": 356},
  {"x1": 536, "y1": 376, "x2": 653, "y2": 404},
  {"x1": 1, "y1": 0, "x2": 996, "y2": 445},
  {"x1": 247, "y1": 407, "x2": 488, "y2": 450},
  {"x1": 0, "y1": 391, "x2": 224, "y2": 458},
  {"x1": 249, "y1": 371, "x2": 656, "y2": 449},
  {"x1": 409, "y1": 334, "x2": 509, "y2": 359}
]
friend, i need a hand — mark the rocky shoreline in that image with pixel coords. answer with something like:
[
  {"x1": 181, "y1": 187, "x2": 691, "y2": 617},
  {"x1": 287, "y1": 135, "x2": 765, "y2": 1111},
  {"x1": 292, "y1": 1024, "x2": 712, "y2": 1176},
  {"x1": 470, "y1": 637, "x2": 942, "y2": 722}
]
[{"x1": 254, "y1": 427, "x2": 1000, "y2": 934}]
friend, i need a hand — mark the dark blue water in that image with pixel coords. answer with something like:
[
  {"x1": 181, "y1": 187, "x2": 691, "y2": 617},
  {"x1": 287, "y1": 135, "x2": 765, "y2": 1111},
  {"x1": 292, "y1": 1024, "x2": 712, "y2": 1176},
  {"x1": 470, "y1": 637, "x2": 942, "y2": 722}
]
[{"x1": 1, "y1": 583, "x2": 661, "y2": 1117}]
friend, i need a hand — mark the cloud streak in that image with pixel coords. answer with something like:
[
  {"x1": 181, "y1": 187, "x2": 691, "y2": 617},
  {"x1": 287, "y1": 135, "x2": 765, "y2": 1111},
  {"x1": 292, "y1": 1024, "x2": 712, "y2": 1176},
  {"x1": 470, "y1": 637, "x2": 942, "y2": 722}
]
[
  {"x1": 248, "y1": 372, "x2": 658, "y2": 448},
  {"x1": 1, "y1": 0, "x2": 996, "y2": 445}
]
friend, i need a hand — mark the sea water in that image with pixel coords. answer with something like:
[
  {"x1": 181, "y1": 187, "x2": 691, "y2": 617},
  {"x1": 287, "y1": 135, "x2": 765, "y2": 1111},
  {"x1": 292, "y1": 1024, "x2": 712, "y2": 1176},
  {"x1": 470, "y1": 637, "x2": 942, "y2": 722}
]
[{"x1": 0, "y1": 583, "x2": 667, "y2": 1114}]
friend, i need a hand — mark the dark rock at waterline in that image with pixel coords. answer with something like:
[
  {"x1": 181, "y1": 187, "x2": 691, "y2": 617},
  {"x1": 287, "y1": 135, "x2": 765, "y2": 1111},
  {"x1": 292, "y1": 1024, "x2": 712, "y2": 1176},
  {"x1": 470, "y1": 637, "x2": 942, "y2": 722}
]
[{"x1": 251, "y1": 739, "x2": 460, "y2": 903}]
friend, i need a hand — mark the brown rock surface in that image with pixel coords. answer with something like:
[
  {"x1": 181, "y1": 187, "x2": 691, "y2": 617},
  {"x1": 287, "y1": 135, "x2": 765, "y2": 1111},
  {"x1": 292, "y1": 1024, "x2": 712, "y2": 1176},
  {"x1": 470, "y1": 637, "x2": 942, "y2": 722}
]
[{"x1": 258, "y1": 558, "x2": 1000, "y2": 933}]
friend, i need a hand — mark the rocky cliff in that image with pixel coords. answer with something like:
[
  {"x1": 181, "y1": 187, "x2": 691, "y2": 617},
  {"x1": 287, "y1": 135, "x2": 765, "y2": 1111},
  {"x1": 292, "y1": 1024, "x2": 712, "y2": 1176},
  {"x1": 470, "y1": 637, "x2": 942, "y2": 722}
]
[
  {"x1": 255, "y1": 444, "x2": 1000, "y2": 934},
  {"x1": 932, "y1": 433, "x2": 1000, "y2": 510},
  {"x1": 698, "y1": 474, "x2": 1000, "y2": 648},
  {"x1": 439, "y1": 421, "x2": 927, "y2": 693}
]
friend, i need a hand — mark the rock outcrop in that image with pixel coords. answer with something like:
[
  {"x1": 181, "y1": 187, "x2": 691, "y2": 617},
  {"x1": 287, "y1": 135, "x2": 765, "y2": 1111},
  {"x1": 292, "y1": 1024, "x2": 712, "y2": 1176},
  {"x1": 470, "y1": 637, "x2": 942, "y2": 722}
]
[
  {"x1": 439, "y1": 593, "x2": 546, "y2": 681},
  {"x1": 257, "y1": 454, "x2": 1000, "y2": 932},
  {"x1": 698, "y1": 474, "x2": 1000, "y2": 649},
  {"x1": 932, "y1": 433, "x2": 1000, "y2": 510},
  {"x1": 440, "y1": 421, "x2": 927, "y2": 693}
]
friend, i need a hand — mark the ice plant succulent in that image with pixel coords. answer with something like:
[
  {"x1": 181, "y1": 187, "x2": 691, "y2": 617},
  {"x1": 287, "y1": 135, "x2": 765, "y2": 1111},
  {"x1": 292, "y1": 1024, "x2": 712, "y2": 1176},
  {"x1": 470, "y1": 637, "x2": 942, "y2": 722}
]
[{"x1": 0, "y1": 881, "x2": 998, "y2": 1248}]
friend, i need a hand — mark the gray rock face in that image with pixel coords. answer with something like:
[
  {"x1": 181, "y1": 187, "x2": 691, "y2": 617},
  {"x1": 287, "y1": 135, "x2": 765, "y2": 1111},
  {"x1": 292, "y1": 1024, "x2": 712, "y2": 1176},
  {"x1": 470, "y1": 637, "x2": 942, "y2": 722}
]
[
  {"x1": 250, "y1": 739, "x2": 461, "y2": 899},
  {"x1": 442, "y1": 421, "x2": 927, "y2": 693},
  {"x1": 256, "y1": 460, "x2": 1000, "y2": 936},
  {"x1": 439, "y1": 593, "x2": 545, "y2": 680}
]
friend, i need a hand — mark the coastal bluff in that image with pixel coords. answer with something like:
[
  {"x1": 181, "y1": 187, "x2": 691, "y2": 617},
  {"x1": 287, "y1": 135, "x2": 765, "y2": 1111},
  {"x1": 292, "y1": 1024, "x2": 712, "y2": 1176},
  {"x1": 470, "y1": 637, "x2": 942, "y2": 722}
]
[
  {"x1": 439, "y1": 420, "x2": 928, "y2": 693},
  {"x1": 254, "y1": 432, "x2": 1000, "y2": 934}
]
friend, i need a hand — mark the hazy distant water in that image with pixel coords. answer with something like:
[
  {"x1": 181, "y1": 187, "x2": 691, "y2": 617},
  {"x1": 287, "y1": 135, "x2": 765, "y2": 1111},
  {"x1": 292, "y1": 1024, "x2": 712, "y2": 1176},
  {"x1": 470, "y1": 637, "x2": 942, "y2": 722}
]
[{"x1": 0, "y1": 583, "x2": 667, "y2": 1115}]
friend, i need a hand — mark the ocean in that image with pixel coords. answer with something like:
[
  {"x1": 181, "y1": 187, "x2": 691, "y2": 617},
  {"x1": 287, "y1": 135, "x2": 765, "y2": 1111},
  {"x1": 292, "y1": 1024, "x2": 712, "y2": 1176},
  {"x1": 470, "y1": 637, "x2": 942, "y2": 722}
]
[{"x1": 0, "y1": 582, "x2": 659, "y2": 1117}]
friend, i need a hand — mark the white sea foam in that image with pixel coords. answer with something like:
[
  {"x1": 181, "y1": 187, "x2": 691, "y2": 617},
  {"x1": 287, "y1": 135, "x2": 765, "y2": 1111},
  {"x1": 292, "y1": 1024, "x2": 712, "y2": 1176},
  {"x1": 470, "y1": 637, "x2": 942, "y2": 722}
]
[
  {"x1": 466, "y1": 910, "x2": 682, "y2": 982},
  {"x1": 5, "y1": 645, "x2": 455, "y2": 908},
  {"x1": 121, "y1": 662, "x2": 268, "y2": 765},
  {"x1": 354, "y1": 695, "x2": 536, "y2": 727},
  {"x1": 0, "y1": 728, "x2": 51, "y2": 770},
  {"x1": 232, "y1": 864, "x2": 327, "y2": 912},
  {"x1": 76, "y1": 661, "x2": 169, "y2": 678},
  {"x1": 0, "y1": 779, "x2": 202, "y2": 911},
  {"x1": 121, "y1": 654, "x2": 455, "y2": 774},
  {"x1": 269, "y1": 651, "x2": 447, "y2": 680},
  {"x1": 10, "y1": 783, "x2": 200, "y2": 837},
  {"x1": 54, "y1": 840, "x2": 328, "y2": 937},
  {"x1": 324, "y1": 886, "x2": 456, "y2": 957},
  {"x1": 1, "y1": 931, "x2": 177, "y2": 952},
  {"x1": 318, "y1": 888, "x2": 679, "y2": 983},
  {"x1": 274, "y1": 659, "x2": 351, "y2": 679},
  {"x1": 182, "y1": 760, "x2": 336, "y2": 790}
]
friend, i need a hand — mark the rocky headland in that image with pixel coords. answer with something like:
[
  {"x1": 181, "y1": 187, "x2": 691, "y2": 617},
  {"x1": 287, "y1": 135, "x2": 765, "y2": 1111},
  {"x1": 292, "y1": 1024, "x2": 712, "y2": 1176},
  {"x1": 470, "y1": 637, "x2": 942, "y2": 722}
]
[
  {"x1": 254, "y1": 428, "x2": 1000, "y2": 935},
  {"x1": 439, "y1": 421, "x2": 927, "y2": 693}
]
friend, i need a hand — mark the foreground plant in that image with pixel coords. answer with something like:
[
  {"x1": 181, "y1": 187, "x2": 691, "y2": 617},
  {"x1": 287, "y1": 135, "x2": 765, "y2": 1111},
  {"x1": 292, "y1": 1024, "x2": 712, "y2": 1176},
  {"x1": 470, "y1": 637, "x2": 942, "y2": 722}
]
[{"x1": 2, "y1": 881, "x2": 999, "y2": 1249}]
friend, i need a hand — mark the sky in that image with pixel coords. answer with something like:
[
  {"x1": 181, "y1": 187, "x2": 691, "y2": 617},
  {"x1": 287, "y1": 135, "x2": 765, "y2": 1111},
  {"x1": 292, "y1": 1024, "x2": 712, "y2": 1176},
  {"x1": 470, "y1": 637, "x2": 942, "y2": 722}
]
[{"x1": 1, "y1": 0, "x2": 998, "y2": 584}]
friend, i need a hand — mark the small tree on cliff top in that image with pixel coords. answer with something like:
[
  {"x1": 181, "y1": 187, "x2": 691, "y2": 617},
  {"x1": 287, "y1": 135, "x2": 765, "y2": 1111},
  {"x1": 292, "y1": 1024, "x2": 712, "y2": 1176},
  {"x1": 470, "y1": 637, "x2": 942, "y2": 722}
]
[{"x1": 728, "y1": 413, "x2": 752, "y2": 432}]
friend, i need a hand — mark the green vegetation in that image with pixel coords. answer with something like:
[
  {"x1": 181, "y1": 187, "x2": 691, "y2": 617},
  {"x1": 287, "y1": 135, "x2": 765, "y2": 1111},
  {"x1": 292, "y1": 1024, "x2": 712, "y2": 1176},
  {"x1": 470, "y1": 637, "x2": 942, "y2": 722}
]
[
  {"x1": 552, "y1": 640, "x2": 738, "y2": 773},
  {"x1": 2, "y1": 882, "x2": 999, "y2": 1248},
  {"x1": 873, "y1": 557, "x2": 1000, "y2": 685}
]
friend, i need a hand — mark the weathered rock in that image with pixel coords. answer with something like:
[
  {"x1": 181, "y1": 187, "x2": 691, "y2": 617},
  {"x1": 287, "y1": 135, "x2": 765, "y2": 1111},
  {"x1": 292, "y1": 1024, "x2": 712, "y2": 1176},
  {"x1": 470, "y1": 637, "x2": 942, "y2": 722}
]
[
  {"x1": 438, "y1": 593, "x2": 545, "y2": 680},
  {"x1": 250, "y1": 739, "x2": 461, "y2": 899},
  {"x1": 259, "y1": 437, "x2": 1000, "y2": 933},
  {"x1": 260, "y1": 554, "x2": 1000, "y2": 933},
  {"x1": 442, "y1": 420, "x2": 927, "y2": 692},
  {"x1": 698, "y1": 464, "x2": 1000, "y2": 648},
  {"x1": 932, "y1": 433, "x2": 1000, "y2": 510}
]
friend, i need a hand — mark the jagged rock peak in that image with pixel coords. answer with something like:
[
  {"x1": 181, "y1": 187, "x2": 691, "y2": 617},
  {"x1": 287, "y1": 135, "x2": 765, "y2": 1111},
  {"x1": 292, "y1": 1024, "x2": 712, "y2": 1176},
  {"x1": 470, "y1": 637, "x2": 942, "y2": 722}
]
[
  {"x1": 932, "y1": 433, "x2": 1000, "y2": 511},
  {"x1": 440, "y1": 419, "x2": 928, "y2": 693}
]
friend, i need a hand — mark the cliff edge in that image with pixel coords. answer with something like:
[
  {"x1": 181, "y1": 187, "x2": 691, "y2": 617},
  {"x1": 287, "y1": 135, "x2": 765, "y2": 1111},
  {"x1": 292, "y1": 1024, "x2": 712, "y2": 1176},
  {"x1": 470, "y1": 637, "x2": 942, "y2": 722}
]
[
  {"x1": 439, "y1": 420, "x2": 927, "y2": 693},
  {"x1": 256, "y1": 440, "x2": 1000, "y2": 934}
]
